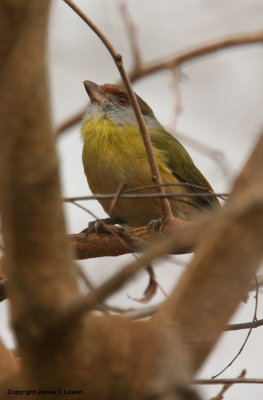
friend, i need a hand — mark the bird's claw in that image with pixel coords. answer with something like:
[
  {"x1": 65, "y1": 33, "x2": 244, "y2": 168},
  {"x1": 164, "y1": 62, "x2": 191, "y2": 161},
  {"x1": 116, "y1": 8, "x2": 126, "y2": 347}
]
[
  {"x1": 82, "y1": 218, "x2": 128, "y2": 237},
  {"x1": 86, "y1": 220, "x2": 105, "y2": 234},
  {"x1": 148, "y1": 218, "x2": 163, "y2": 232}
]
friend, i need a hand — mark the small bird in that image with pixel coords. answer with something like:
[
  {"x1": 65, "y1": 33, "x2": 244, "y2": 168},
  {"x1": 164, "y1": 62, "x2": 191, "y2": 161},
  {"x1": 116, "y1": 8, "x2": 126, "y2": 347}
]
[{"x1": 81, "y1": 80, "x2": 219, "y2": 227}]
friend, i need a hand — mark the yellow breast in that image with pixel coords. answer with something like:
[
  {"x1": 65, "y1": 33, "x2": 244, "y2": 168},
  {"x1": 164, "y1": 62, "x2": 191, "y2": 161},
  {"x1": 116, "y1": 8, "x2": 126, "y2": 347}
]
[
  {"x1": 81, "y1": 115, "x2": 190, "y2": 225},
  {"x1": 81, "y1": 116, "x2": 170, "y2": 191}
]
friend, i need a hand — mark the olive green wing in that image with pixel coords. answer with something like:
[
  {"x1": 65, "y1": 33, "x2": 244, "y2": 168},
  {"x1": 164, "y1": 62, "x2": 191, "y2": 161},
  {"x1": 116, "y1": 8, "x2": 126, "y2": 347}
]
[{"x1": 150, "y1": 128, "x2": 220, "y2": 209}]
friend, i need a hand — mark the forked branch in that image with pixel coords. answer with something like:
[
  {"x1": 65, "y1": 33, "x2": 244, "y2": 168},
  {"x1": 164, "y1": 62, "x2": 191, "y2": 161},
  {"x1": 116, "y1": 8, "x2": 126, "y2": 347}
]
[{"x1": 55, "y1": 30, "x2": 263, "y2": 136}]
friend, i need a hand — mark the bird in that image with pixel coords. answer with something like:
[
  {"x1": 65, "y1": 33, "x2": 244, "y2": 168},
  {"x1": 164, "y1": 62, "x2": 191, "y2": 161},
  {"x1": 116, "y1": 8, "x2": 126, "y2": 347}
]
[{"x1": 81, "y1": 80, "x2": 219, "y2": 228}]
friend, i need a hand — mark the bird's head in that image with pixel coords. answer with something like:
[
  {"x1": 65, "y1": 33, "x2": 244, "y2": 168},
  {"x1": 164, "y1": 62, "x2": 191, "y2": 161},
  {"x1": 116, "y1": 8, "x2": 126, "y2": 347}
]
[{"x1": 83, "y1": 80, "x2": 160, "y2": 128}]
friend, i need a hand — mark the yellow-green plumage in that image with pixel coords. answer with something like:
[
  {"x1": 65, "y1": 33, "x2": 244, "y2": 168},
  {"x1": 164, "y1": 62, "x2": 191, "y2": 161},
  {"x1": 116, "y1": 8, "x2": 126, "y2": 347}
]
[{"x1": 81, "y1": 111, "x2": 219, "y2": 226}]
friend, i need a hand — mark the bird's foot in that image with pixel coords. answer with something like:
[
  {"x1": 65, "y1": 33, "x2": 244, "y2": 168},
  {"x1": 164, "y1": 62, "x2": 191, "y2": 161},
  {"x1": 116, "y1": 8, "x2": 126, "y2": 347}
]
[
  {"x1": 82, "y1": 217, "x2": 128, "y2": 236},
  {"x1": 148, "y1": 218, "x2": 163, "y2": 232},
  {"x1": 148, "y1": 216, "x2": 188, "y2": 233}
]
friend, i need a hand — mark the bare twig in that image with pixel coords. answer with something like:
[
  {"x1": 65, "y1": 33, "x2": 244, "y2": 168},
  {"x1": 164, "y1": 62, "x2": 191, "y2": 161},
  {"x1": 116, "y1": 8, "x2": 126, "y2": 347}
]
[
  {"x1": 129, "y1": 31, "x2": 263, "y2": 82},
  {"x1": 174, "y1": 131, "x2": 233, "y2": 181},
  {"x1": 62, "y1": 0, "x2": 173, "y2": 222},
  {"x1": 227, "y1": 317, "x2": 263, "y2": 331},
  {"x1": 210, "y1": 370, "x2": 246, "y2": 400},
  {"x1": 75, "y1": 264, "x2": 94, "y2": 291},
  {"x1": 108, "y1": 181, "x2": 127, "y2": 215},
  {"x1": 75, "y1": 265, "x2": 132, "y2": 316},
  {"x1": 66, "y1": 193, "x2": 218, "y2": 214},
  {"x1": 63, "y1": 180, "x2": 228, "y2": 197},
  {"x1": 123, "y1": 182, "x2": 226, "y2": 195},
  {"x1": 64, "y1": 191, "x2": 227, "y2": 202},
  {"x1": 170, "y1": 66, "x2": 183, "y2": 131},
  {"x1": 212, "y1": 276, "x2": 259, "y2": 378},
  {"x1": 119, "y1": 1, "x2": 141, "y2": 69},
  {"x1": 122, "y1": 305, "x2": 263, "y2": 330},
  {"x1": 54, "y1": 109, "x2": 84, "y2": 136},
  {"x1": 193, "y1": 378, "x2": 263, "y2": 385},
  {"x1": 55, "y1": 31, "x2": 263, "y2": 136}
]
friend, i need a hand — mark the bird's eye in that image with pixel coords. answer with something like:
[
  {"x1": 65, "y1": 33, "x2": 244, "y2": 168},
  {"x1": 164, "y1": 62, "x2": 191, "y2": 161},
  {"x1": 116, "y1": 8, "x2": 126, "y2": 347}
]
[{"x1": 117, "y1": 96, "x2": 128, "y2": 105}]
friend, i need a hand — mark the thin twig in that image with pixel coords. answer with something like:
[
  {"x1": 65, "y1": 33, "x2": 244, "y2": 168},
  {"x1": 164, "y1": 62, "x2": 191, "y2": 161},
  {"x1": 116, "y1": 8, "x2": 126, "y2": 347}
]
[
  {"x1": 210, "y1": 370, "x2": 246, "y2": 400},
  {"x1": 193, "y1": 378, "x2": 263, "y2": 385},
  {"x1": 75, "y1": 266, "x2": 126, "y2": 316},
  {"x1": 129, "y1": 31, "x2": 263, "y2": 82},
  {"x1": 75, "y1": 264, "x2": 95, "y2": 291},
  {"x1": 123, "y1": 182, "x2": 225, "y2": 194},
  {"x1": 108, "y1": 182, "x2": 127, "y2": 215},
  {"x1": 69, "y1": 195, "x2": 204, "y2": 211},
  {"x1": 174, "y1": 131, "x2": 233, "y2": 181},
  {"x1": 55, "y1": 31, "x2": 263, "y2": 136},
  {"x1": 175, "y1": 132, "x2": 225, "y2": 162},
  {"x1": 63, "y1": 191, "x2": 228, "y2": 202},
  {"x1": 212, "y1": 276, "x2": 259, "y2": 378},
  {"x1": 62, "y1": 0, "x2": 173, "y2": 222},
  {"x1": 119, "y1": 1, "x2": 141, "y2": 69},
  {"x1": 227, "y1": 317, "x2": 263, "y2": 331},
  {"x1": 170, "y1": 66, "x2": 183, "y2": 131},
  {"x1": 55, "y1": 110, "x2": 84, "y2": 136}
]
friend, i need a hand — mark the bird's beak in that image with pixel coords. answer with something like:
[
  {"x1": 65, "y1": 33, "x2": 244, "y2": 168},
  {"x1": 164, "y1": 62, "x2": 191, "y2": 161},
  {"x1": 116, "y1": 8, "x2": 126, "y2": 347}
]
[{"x1": 83, "y1": 80, "x2": 106, "y2": 105}]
